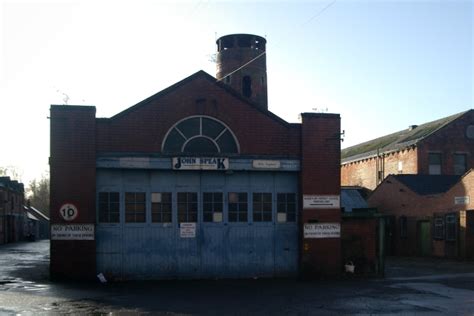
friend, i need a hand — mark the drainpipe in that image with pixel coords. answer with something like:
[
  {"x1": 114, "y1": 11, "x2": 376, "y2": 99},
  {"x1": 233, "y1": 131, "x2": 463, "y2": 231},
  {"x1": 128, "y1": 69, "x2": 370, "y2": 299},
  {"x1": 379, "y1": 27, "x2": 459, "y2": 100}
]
[
  {"x1": 376, "y1": 149, "x2": 379, "y2": 186},
  {"x1": 378, "y1": 217, "x2": 385, "y2": 277}
]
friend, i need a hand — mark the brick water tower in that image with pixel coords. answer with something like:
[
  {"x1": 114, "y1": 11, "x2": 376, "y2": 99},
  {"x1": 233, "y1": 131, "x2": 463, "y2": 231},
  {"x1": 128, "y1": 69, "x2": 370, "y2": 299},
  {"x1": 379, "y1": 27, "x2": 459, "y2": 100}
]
[{"x1": 216, "y1": 34, "x2": 268, "y2": 111}]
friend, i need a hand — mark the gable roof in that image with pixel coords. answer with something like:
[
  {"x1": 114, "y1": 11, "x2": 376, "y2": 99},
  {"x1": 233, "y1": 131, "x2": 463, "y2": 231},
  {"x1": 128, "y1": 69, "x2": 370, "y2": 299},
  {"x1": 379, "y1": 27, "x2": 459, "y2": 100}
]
[
  {"x1": 392, "y1": 174, "x2": 461, "y2": 195},
  {"x1": 23, "y1": 205, "x2": 50, "y2": 221},
  {"x1": 341, "y1": 110, "x2": 471, "y2": 163},
  {"x1": 341, "y1": 187, "x2": 369, "y2": 212},
  {"x1": 103, "y1": 70, "x2": 292, "y2": 128}
]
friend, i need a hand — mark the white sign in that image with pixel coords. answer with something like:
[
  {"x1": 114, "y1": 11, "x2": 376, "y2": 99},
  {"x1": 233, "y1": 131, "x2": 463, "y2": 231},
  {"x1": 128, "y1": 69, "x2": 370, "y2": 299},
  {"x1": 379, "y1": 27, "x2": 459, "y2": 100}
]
[
  {"x1": 59, "y1": 203, "x2": 79, "y2": 221},
  {"x1": 304, "y1": 223, "x2": 340, "y2": 239},
  {"x1": 172, "y1": 157, "x2": 229, "y2": 170},
  {"x1": 51, "y1": 224, "x2": 94, "y2": 240},
  {"x1": 180, "y1": 222, "x2": 196, "y2": 238},
  {"x1": 303, "y1": 195, "x2": 340, "y2": 209},
  {"x1": 119, "y1": 157, "x2": 150, "y2": 168},
  {"x1": 252, "y1": 160, "x2": 281, "y2": 169},
  {"x1": 455, "y1": 196, "x2": 470, "y2": 205}
]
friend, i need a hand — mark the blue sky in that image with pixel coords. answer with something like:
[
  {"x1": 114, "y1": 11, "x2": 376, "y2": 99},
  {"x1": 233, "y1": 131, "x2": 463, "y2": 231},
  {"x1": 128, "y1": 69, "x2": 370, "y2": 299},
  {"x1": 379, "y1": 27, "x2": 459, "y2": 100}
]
[{"x1": 1, "y1": 0, "x2": 472, "y2": 185}]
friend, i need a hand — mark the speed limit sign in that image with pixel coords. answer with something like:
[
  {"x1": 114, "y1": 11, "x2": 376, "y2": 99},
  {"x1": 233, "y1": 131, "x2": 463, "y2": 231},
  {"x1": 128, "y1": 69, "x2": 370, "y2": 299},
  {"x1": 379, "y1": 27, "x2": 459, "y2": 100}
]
[{"x1": 59, "y1": 203, "x2": 78, "y2": 221}]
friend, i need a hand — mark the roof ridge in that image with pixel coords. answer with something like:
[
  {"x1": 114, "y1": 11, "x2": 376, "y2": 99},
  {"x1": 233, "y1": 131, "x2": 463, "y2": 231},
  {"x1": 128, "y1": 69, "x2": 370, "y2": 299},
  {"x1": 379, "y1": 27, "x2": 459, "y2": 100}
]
[{"x1": 342, "y1": 109, "x2": 472, "y2": 162}]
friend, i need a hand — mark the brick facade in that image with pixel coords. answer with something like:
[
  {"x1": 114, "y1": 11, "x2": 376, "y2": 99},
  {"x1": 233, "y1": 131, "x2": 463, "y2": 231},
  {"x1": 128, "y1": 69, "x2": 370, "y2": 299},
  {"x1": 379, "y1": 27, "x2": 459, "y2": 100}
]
[
  {"x1": 341, "y1": 147, "x2": 419, "y2": 190},
  {"x1": 50, "y1": 106, "x2": 97, "y2": 280},
  {"x1": 342, "y1": 110, "x2": 474, "y2": 190},
  {"x1": 50, "y1": 71, "x2": 342, "y2": 280},
  {"x1": 300, "y1": 113, "x2": 341, "y2": 276},
  {"x1": 368, "y1": 171, "x2": 474, "y2": 258},
  {"x1": 341, "y1": 218, "x2": 378, "y2": 273},
  {"x1": 0, "y1": 177, "x2": 25, "y2": 244}
]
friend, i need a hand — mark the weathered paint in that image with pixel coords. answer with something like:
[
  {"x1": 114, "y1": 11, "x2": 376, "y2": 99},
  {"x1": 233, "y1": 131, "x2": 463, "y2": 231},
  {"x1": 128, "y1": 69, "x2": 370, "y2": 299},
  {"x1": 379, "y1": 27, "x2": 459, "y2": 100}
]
[{"x1": 96, "y1": 169, "x2": 298, "y2": 280}]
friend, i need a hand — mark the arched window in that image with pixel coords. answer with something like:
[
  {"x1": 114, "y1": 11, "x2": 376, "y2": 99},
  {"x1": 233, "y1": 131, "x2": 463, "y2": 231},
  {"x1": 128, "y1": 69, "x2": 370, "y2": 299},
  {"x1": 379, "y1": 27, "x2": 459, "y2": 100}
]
[
  {"x1": 242, "y1": 76, "x2": 252, "y2": 98},
  {"x1": 162, "y1": 116, "x2": 240, "y2": 154}
]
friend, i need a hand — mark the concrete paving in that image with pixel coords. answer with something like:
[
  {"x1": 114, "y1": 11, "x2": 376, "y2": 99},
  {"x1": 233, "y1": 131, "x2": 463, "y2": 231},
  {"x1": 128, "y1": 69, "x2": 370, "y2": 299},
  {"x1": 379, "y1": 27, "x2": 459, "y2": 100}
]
[{"x1": 1, "y1": 240, "x2": 474, "y2": 315}]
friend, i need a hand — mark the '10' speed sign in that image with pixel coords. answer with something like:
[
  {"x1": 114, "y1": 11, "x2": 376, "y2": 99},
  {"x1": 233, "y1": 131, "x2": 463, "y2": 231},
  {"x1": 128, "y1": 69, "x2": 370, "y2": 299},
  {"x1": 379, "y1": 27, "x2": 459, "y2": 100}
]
[{"x1": 59, "y1": 203, "x2": 78, "y2": 221}]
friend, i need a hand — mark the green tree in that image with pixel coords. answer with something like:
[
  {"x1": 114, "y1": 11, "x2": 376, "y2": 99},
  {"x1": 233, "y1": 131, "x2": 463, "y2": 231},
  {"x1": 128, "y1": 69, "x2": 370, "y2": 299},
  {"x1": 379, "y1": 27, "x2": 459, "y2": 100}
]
[{"x1": 28, "y1": 174, "x2": 50, "y2": 216}]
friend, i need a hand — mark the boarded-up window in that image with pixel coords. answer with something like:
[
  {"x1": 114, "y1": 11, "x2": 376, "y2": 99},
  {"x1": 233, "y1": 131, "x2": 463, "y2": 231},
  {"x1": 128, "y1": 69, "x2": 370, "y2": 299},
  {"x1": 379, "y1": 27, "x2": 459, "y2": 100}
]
[
  {"x1": 433, "y1": 217, "x2": 444, "y2": 240},
  {"x1": 399, "y1": 216, "x2": 407, "y2": 239},
  {"x1": 445, "y1": 214, "x2": 457, "y2": 241}
]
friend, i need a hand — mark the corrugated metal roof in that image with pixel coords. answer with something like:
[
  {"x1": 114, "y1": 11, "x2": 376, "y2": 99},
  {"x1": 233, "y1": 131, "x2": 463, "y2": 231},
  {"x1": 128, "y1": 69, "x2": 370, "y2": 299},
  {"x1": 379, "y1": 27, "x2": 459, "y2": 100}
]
[
  {"x1": 341, "y1": 110, "x2": 471, "y2": 163},
  {"x1": 27, "y1": 206, "x2": 50, "y2": 221},
  {"x1": 341, "y1": 188, "x2": 368, "y2": 212},
  {"x1": 26, "y1": 212, "x2": 39, "y2": 221}
]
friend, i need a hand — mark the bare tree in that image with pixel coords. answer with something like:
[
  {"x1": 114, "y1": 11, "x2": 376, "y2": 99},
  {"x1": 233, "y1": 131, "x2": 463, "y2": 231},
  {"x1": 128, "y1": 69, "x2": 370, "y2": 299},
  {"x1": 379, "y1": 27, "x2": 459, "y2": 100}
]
[
  {"x1": 28, "y1": 173, "x2": 50, "y2": 216},
  {"x1": 0, "y1": 166, "x2": 22, "y2": 180}
]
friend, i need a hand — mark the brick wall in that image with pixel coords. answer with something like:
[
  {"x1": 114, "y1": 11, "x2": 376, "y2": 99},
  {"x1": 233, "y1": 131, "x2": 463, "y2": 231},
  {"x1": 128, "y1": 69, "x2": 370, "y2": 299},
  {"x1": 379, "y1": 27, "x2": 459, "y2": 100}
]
[
  {"x1": 300, "y1": 113, "x2": 341, "y2": 276},
  {"x1": 342, "y1": 111, "x2": 474, "y2": 191},
  {"x1": 96, "y1": 74, "x2": 300, "y2": 157},
  {"x1": 341, "y1": 218, "x2": 377, "y2": 274},
  {"x1": 341, "y1": 147, "x2": 418, "y2": 190},
  {"x1": 369, "y1": 171, "x2": 474, "y2": 258},
  {"x1": 418, "y1": 111, "x2": 474, "y2": 175},
  {"x1": 368, "y1": 176, "x2": 427, "y2": 256},
  {"x1": 50, "y1": 72, "x2": 342, "y2": 279},
  {"x1": 50, "y1": 105, "x2": 97, "y2": 280}
]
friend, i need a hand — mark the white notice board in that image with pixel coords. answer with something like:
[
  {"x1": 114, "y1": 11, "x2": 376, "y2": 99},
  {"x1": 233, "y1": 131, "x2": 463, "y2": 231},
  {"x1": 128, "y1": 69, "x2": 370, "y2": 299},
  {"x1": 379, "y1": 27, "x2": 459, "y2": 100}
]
[
  {"x1": 51, "y1": 224, "x2": 94, "y2": 240},
  {"x1": 180, "y1": 222, "x2": 196, "y2": 238},
  {"x1": 303, "y1": 195, "x2": 340, "y2": 209},
  {"x1": 304, "y1": 223, "x2": 340, "y2": 239}
]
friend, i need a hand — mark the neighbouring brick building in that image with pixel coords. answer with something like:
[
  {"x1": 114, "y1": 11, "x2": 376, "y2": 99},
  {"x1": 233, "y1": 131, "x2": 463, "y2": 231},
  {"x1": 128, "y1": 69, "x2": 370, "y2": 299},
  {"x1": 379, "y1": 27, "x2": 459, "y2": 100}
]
[
  {"x1": 0, "y1": 177, "x2": 26, "y2": 244},
  {"x1": 341, "y1": 110, "x2": 474, "y2": 190},
  {"x1": 368, "y1": 172, "x2": 474, "y2": 259},
  {"x1": 50, "y1": 34, "x2": 343, "y2": 280}
]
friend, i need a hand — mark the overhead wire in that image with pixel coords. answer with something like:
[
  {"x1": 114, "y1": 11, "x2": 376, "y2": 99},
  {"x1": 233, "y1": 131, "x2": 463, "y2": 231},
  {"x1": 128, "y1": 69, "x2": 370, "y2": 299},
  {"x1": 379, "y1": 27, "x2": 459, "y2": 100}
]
[{"x1": 216, "y1": 0, "x2": 337, "y2": 82}]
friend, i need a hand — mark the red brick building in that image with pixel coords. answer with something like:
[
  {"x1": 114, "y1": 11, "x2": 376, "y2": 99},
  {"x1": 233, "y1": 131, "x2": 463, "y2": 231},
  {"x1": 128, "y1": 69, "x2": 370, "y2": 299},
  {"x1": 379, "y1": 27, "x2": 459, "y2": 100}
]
[
  {"x1": 341, "y1": 110, "x2": 474, "y2": 190},
  {"x1": 368, "y1": 172, "x2": 474, "y2": 259},
  {"x1": 50, "y1": 34, "x2": 342, "y2": 280},
  {"x1": 0, "y1": 177, "x2": 26, "y2": 244}
]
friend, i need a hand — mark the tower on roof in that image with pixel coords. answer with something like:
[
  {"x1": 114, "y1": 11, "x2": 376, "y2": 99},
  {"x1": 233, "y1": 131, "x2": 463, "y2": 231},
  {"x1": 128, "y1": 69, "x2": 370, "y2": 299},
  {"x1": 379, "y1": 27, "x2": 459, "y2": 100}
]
[{"x1": 216, "y1": 34, "x2": 268, "y2": 111}]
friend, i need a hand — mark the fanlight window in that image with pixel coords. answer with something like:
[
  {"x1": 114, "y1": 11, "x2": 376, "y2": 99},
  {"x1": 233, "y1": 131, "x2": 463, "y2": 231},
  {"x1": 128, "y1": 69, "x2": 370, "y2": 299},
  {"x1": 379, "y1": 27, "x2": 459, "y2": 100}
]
[{"x1": 162, "y1": 116, "x2": 239, "y2": 154}]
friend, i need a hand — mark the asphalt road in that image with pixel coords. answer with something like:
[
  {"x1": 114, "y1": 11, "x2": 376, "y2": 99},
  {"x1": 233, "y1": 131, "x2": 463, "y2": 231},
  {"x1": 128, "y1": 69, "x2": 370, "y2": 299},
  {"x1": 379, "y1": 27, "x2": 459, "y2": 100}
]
[{"x1": 1, "y1": 240, "x2": 474, "y2": 315}]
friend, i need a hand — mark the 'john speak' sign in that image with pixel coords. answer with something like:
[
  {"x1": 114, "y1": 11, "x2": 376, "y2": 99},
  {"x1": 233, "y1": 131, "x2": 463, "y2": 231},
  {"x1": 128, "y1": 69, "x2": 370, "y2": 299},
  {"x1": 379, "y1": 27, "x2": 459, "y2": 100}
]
[{"x1": 172, "y1": 157, "x2": 229, "y2": 170}]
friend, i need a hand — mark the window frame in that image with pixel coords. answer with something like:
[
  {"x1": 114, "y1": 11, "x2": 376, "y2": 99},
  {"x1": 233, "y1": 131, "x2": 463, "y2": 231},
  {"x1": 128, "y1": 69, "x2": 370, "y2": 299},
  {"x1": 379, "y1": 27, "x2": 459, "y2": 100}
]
[
  {"x1": 228, "y1": 192, "x2": 248, "y2": 223},
  {"x1": 177, "y1": 192, "x2": 198, "y2": 223},
  {"x1": 203, "y1": 192, "x2": 223, "y2": 223},
  {"x1": 125, "y1": 192, "x2": 146, "y2": 223},
  {"x1": 162, "y1": 115, "x2": 240, "y2": 154},
  {"x1": 453, "y1": 153, "x2": 467, "y2": 175},
  {"x1": 428, "y1": 153, "x2": 442, "y2": 175},
  {"x1": 98, "y1": 191, "x2": 120, "y2": 224},
  {"x1": 252, "y1": 192, "x2": 272, "y2": 222},
  {"x1": 151, "y1": 192, "x2": 172, "y2": 223},
  {"x1": 276, "y1": 193, "x2": 297, "y2": 223}
]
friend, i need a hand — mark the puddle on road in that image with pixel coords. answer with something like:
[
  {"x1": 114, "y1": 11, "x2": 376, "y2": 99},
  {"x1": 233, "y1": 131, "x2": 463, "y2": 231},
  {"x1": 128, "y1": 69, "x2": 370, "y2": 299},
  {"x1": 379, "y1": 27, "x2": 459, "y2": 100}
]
[{"x1": 0, "y1": 277, "x2": 51, "y2": 292}]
